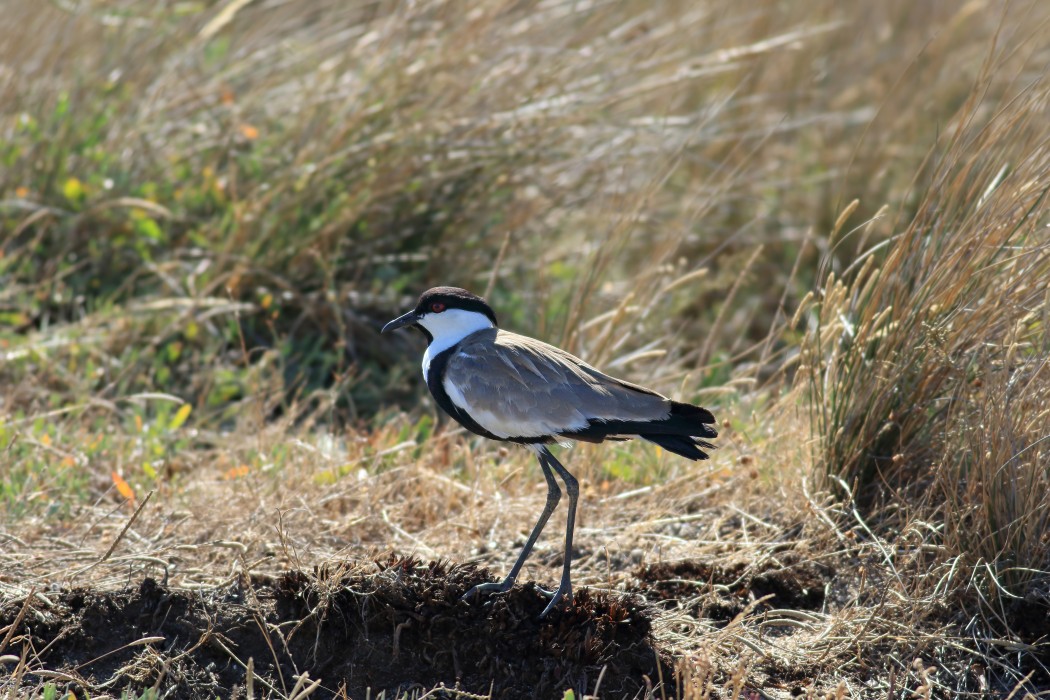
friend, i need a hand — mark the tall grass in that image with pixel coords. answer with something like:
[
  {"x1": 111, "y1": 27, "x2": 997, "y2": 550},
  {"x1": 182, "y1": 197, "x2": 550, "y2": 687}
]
[
  {"x1": 2, "y1": 1, "x2": 1037, "y2": 421},
  {"x1": 800, "y1": 45, "x2": 1050, "y2": 617}
]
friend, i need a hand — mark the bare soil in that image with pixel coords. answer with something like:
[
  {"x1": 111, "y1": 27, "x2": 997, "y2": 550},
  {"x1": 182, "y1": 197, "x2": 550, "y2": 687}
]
[{"x1": 0, "y1": 552, "x2": 840, "y2": 699}]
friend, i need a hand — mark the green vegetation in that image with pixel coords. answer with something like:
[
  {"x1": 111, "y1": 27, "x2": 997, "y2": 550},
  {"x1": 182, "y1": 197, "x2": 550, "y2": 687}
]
[{"x1": 2, "y1": 0, "x2": 1049, "y2": 697}]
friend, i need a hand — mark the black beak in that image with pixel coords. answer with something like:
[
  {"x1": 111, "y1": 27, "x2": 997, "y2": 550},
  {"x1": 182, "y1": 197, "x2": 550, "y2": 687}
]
[{"x1": 382, "y1": 310, "x2": 420, "y2": 334}]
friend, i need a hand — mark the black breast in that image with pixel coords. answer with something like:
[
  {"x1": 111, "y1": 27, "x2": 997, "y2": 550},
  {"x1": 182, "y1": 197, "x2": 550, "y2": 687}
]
[{"x1": 425, "y1": 345, "x2": 503, "y2": 441}]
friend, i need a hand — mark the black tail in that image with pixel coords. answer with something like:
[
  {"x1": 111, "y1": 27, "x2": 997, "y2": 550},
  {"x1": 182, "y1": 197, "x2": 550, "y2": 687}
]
[
  {"x1": 639, "y1": 401, "x2": 718, "y2": 460},
  {"x1": 561, "y1": 401, "x2": 718, "y2": 461}
]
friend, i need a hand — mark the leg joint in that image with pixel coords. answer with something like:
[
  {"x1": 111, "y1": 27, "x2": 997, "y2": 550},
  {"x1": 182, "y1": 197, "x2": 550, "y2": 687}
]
[
  {"x1": 562, "y1": 472, "x2": 579, "y2": 498},
  {"x1": 542, "y1": 449, "x2": 579, "y2": 498}
]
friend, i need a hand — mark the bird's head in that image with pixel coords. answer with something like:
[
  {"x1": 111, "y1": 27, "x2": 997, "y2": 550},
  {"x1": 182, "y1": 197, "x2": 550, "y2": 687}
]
[{"x1": 382, "y1": 286, "x2": 498, "y2": 344}]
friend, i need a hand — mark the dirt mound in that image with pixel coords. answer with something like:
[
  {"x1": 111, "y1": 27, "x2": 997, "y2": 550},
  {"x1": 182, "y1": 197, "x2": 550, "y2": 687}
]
[{"x1": 1, "y1": 555, "x2": 671, "y2": 699}]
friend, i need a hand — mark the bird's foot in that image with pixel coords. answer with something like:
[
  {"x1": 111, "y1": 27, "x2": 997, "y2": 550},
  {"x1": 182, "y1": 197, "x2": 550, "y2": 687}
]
[
  {"x1": 531, "y1": 583, "x2": 556, "y2": 599},
  {"x1": 462, "y1": 577, "x2": 571, "y2": 618},
  {"x1": 539, "y1": 582, "x2": 572, "y2": 618},
  {"x1": 462, "y1": 577, "x2": 514, "y2": 603}
]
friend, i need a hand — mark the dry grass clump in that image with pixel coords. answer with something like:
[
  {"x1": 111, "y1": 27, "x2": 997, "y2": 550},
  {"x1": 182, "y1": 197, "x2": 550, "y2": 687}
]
[
  {"x1": 802, "y1": 73, "x2": 1050, "y2": 491},
  {"x1": 797, "y1": 38, "x2": 1050, "y2": 680}
]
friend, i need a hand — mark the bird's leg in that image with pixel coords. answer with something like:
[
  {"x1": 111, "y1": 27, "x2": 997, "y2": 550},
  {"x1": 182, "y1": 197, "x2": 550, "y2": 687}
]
[
  {"x1": 539, "y1": 446, "x2": 578, "y2": 618},
  {"x1": 462, "y1": 449, "x2": 561, "y2": 602}
]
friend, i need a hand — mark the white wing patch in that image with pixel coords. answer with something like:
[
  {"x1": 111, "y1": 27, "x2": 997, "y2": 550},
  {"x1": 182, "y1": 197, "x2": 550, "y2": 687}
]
[
  {"x1": 422, "y1": 346, "x2": 432, "y2": 379},
  {"x1": 443, "y1": 376, "x2": 470, "y2": 413}
]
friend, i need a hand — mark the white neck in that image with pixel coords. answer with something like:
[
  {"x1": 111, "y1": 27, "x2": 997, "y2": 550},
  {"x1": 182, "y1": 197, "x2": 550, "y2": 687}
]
[{"x1": 420, "y1": 309, "x2": 495, "y2": 379}]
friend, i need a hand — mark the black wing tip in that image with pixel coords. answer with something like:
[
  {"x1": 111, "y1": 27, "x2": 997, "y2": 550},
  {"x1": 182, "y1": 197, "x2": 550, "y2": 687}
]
[
  {"x1": 641, "y1": 402, "x2": 718, "y2": 460},
  {"x1": 642, "y1": 434, "x2": 717, "y2": 461},
  {"x1": 669, "y1": 400, "x2": 718, "y2": 438},
  {"x1": 670, "y1": 400, "x2": 716, "y2": 423},
  {"x1": 559, "y1": 401, "x2": 718, "y2": 458}
]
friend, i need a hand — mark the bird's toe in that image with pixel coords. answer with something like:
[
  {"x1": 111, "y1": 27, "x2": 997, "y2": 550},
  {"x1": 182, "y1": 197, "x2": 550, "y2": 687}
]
[
  {"x1": 462, "y1": 579, "x2": 512, "y2": 603},
  {"x1": 538, "y1": 584, "x2": 572, "y2": 618}
]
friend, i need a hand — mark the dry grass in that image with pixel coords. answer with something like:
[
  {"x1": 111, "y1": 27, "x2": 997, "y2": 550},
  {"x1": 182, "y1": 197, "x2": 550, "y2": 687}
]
[
  {"x1": 800, "y1": 40, "x2": 1050, "y2": 626},
  {"x1": 2, "y1": 0, "x2": 1050, "y2": 698}
]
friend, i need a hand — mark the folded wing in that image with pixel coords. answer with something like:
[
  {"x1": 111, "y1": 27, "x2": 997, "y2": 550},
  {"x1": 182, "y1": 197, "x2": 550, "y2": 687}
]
[
  {"x1": 443, "y1": 330, "x2": 716, "y2": 460},
  {"x1": 443, "y1": 329, "x2": 669, "y2": 439}
]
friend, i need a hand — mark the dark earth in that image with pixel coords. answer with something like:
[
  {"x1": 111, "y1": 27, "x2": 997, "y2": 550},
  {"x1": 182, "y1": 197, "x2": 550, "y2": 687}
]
[{"x1": 1, "y1": 554, "x2": 838, "y2": 699}]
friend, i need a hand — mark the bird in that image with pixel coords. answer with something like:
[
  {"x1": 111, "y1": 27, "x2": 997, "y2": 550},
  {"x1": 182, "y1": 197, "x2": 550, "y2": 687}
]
[{"x1": 382, "y1": 286, "x2": 717, "y2": 617}]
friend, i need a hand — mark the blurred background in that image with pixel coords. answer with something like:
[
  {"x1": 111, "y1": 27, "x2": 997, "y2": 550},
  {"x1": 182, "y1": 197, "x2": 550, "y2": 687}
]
[{"x1": 4, "y1": 1, "x2": 1041, "y2": 423}]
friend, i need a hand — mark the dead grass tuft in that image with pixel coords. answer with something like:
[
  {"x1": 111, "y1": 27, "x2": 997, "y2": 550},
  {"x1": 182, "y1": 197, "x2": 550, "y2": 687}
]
[{"x1": 797, "y1": 36, "x2": 1050, "y2": 691}]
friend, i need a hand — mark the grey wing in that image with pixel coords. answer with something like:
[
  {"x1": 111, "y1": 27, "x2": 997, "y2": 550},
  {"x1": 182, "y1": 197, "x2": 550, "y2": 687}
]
[{"x1": 443, "y1": 329, "x2": 670, "y2": 440}]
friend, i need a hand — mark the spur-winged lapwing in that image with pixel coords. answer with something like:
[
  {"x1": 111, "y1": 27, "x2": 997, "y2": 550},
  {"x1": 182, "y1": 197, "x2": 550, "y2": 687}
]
[{"x1": 383, "y1": 286, "x2": 717, "y2": 617}]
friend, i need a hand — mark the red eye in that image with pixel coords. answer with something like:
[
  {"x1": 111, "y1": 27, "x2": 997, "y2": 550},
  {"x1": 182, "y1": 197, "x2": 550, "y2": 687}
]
[{"x1": 430, "y1": 302, "x2": 446, "y2": 313}]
